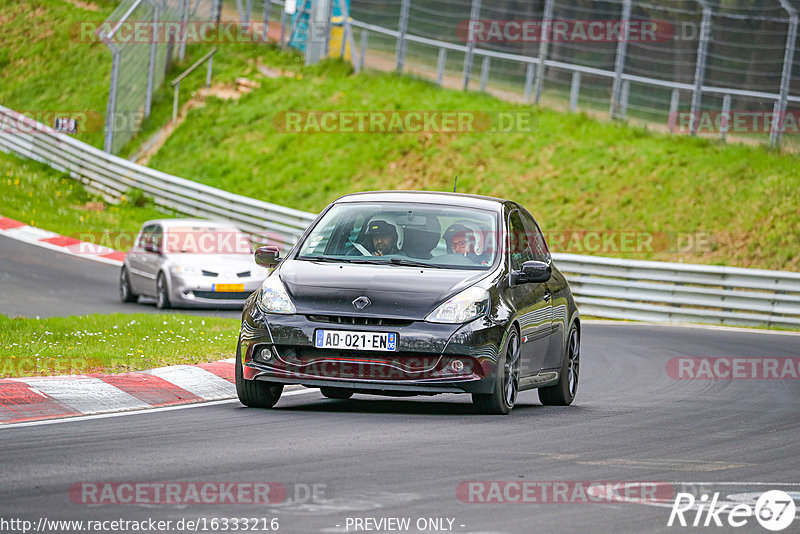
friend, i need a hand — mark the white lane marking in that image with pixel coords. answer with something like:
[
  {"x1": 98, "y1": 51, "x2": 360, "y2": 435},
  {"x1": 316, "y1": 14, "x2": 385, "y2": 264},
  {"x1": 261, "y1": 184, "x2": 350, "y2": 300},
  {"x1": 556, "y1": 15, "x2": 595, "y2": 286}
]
[
  {"x1": 665, "y1": 482, "x2": 800, "y2": 486},
  {"x1": 27, "y1": 387, "x2": 48, "y2": 398},
  {"x1": 220, "y1": 358, "x2": 236, "y2": 363},
  {"x1": 3, "y1": 226, "x2": 58, "y2": 241},
  {"x1": 0, "y1": 387, "x2": 315, "y2": 429},
  {"x1": 14, "y1": 376, "x2": 150, "y2": 413},
  {"x1": 583, "y1": 319, "x2": 800, "y2": 337},
  {"x1": 144, "y1": 365, "x2": 235, "y2": 400},
  {"x1": 576, "y1": 458, "x2": 752, "y2": 471},
  {"x1": 0, "y1": 225, "x2": 123, "y2": 265}
]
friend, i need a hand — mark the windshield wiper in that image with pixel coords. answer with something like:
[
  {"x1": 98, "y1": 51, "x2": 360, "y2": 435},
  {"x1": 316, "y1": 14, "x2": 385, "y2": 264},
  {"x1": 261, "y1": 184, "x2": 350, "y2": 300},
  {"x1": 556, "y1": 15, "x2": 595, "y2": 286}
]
[
  {"x1": 301, "y1": 256, "x2": 353, "y2": 263},
  {"x1": 389, "y1": 258, "x2": 445, "y2": 269}
]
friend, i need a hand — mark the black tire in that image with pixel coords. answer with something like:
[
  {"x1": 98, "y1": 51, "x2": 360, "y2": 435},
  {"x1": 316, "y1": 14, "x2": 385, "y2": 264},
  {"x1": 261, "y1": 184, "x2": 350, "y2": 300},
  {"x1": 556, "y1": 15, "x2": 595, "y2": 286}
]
[
  {"x1": 472, "y1": 329, "x2": 520, "y2": 415},
  {"x1": 539, "y1": 323, "x2": 580, "y2": 406},
  {"x1": 156, "y1": 272, "x2": 171, "y2": 309},
  {"x1": 320, "y1": 387, "x2": 353, "y2": 400},
  {"x1": 119, "y1": 267, "x2": 137, "y2": 303},
  {"x1": 235, "y1": 341, "x2": 283, "y2": 408}
]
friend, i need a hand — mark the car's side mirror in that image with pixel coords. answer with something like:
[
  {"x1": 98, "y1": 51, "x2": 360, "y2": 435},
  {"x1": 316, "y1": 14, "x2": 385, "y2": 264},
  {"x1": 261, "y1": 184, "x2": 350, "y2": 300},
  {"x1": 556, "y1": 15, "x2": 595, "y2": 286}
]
[
  {"x1": 255, "y1": 245, "x2": 281, "y2": 267},
  {"x1": 144, "y1": 241, "x2": 160, "y2": 254},
  {"x1": 511, "y1": 260, "x2": 551, "y2": 285}
]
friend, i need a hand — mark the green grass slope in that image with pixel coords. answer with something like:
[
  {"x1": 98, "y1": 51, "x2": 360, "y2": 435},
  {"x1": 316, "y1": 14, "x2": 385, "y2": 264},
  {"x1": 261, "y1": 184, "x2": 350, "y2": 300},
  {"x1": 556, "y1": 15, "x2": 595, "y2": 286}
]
[
  {"x1": 145, "y1": 49, "x2": 800, "y2": 271},
  {"x1": 1, "y1": 1, "x2": 797, "y2": 270}
]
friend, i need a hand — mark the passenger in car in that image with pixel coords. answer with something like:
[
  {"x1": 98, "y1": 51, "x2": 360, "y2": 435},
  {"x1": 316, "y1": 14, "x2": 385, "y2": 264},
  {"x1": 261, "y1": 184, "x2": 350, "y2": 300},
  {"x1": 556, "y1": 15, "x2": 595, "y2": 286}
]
[{"x1": 444, "y1": 223, "x2": 481, "y2": 263}]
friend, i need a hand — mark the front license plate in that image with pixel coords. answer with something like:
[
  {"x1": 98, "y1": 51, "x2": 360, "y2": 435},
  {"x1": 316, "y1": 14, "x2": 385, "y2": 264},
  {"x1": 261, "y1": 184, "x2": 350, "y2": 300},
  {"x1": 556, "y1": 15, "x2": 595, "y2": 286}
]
[
  {"x1": 314, "y1": 330, "x2": 398, "y2": 352},
  {"x1": 213, "y1": 283, "x2": 245, "y2": 292}
]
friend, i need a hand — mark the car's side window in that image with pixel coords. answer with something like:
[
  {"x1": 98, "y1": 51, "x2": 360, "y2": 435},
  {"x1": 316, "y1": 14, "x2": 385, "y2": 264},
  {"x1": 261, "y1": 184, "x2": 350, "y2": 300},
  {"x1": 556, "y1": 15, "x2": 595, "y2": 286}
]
[
  {"x1": 136, "y1": 225, "x2": 155, "y2": 250},
  {"x1": 508, "y1": 210, "x2": 534, "y2": 271},
  {"x1": 521, "y1": 211, "x2": 551, "y2": 263},
  {"x1": 151, "y1": 225, "x2": 164, "y2": 251}
]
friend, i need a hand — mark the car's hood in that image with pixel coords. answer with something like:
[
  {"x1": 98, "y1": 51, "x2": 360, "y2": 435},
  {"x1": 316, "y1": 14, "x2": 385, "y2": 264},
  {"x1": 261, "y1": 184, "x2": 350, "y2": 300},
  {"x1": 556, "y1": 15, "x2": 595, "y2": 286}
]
[
  {"x1": 167, "y1": 253, "x2": 260, "y2": 274},
  {"x1": 279, "y1": 259, "x2": 488, "y2": 320}
]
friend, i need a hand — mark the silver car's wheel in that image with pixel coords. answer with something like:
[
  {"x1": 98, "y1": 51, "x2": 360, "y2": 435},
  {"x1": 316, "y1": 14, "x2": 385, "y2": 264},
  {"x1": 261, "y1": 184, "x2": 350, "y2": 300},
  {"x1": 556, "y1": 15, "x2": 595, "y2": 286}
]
[
  {"x1": 119, "y1": 267, "x2": 137, "y2": 303},
  {"x1": 156, "y1": 272, "x2": 171, "y2": 309}
]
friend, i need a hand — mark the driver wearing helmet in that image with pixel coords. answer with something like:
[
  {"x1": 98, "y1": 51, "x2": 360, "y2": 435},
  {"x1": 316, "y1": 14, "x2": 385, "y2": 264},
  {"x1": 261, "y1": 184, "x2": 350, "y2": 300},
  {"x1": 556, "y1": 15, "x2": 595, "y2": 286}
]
[{"x1": 365, "y1": 220, "x2": 399, "y2": 256}]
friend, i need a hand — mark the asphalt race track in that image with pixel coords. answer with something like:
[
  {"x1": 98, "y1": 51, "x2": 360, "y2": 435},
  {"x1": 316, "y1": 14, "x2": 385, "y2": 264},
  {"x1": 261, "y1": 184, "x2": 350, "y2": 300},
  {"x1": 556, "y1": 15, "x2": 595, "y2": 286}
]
[
  {"x1": 0, "y1": 235, "x2": 240, "y2": 318},
  {"x1": 1, "y1": 318, "x2": 798, "y2": 533},
  {"x1": 2, "y1": 232, "x2": 799, "y2": 533}
]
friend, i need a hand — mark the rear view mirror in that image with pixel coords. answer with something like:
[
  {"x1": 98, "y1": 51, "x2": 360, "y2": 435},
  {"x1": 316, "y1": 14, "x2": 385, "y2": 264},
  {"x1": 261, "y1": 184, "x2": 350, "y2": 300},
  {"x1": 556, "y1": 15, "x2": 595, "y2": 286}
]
[
  {"x1": 512, "y1": 260, "x2": 551, "y2": 285},
  {"x1": 255, "y1": 245, "x2": 281, "y2": 267}
]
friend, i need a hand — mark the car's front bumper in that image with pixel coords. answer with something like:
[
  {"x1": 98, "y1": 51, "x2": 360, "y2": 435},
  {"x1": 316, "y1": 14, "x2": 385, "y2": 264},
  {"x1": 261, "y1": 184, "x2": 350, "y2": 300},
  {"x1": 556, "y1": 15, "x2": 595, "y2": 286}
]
[
  {"x1": 239, "y1": 307, "x2": 509, "y2": 395},
  {"x1": 168, "y1": 275, "x2": 263, "y2": 308}
]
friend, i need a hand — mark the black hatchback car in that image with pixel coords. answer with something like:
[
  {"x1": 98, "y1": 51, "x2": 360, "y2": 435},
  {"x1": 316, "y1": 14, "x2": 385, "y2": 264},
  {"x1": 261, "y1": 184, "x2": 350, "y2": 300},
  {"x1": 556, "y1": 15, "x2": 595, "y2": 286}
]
[{"x1": 236, "y1": 191, "x2": 580, "y2": 414}]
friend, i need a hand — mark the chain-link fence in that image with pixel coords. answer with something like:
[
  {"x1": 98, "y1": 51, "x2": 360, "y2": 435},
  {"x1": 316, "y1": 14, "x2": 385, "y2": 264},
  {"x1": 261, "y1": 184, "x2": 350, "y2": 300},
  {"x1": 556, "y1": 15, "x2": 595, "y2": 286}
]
[
  {"x1": 101, "y1": 0, "x2": 800, "y2": 150},
  {"x1": 101, "y1": 0, "x2": 220, "y2": 154},
  {"x1": 273, "y1": 0, "x2": 799, "y2": 147}
]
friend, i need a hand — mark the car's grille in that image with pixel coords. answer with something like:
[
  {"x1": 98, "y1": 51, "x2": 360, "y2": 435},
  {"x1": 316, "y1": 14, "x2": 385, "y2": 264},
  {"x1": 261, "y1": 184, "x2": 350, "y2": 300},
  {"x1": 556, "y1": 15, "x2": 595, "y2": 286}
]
[
  {"x1": 293, "y1": 347, "x2": 432, "y2": 361},
  {"x1": 202, "y1": 270, "x2": 218, "y2": 277},
  {"x1": 237, "y1": 271, "x2": 251, "y2": 278},
  {"x1": 193, "y1": 291, "x2": 252, "y2": 300},
  {"x1": 306, "y1": 315, "x2": 413, "y2": 327}
]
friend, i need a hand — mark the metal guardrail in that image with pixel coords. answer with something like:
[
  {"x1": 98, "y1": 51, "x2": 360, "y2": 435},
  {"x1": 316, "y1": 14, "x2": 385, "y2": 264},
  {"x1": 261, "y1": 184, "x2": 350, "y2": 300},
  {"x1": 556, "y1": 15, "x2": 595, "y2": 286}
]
[
  {"x1": 551, "y1": 253, "x2": 800, "y2": 328},
  {"x1": 0, "y1": 104, "x2": 316, "y2": 249},
  {"x1": 1, "y1": 102, "x2": 798, "y2": 328}
]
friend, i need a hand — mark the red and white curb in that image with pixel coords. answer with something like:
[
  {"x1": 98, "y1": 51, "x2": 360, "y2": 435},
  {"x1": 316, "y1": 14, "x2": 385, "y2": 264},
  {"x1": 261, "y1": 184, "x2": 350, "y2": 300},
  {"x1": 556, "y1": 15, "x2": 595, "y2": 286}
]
[
  {"x1": 0, "y1": 216, "x2": 125, "y2": 266},
  {"x1": 0, "y1": 359, "x2": 239, "y2": 424}
]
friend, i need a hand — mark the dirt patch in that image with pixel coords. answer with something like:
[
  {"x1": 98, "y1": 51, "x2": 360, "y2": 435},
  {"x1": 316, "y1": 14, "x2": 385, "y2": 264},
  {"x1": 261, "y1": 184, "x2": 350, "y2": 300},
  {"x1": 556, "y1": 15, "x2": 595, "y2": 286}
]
[
  {"x1": 257, "y1": 59, "x2": 296, "y2": 79},
  {"x1": 82, "y1": 201, "x2": 106, "y2": 212},
  {"x1": 133, "y1": 83, "x2": 242, "y2": 166},
  {"x1": 62, "y1": 0, "x2": 99, "y2": 11}
]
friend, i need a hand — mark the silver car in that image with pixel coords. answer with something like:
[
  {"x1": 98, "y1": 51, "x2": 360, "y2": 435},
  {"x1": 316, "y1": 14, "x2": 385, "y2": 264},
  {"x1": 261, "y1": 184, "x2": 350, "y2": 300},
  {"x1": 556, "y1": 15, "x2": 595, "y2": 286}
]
[{"x1": 119, "y1": 219, "x2": 271, "y2": 309}]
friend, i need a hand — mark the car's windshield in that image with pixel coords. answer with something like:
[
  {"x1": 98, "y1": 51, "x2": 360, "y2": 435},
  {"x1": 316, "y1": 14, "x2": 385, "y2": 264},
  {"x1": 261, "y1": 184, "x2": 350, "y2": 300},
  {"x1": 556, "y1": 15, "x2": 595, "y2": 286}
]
[
  {"x1": 297, "y1": 202, "x2": 499, "y2": 270},
  {"x1": 164, "y1": 226, "x2": 253, "y2": 254}
]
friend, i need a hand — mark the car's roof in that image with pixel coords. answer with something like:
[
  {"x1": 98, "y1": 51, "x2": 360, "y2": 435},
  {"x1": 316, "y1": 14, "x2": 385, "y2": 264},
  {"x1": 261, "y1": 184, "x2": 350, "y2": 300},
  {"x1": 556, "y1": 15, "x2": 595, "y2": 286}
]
[
  {"x1": 334, "y1": 191, "x2": 509, "y2": 210},
  {"x1": 140, "y1": 218, "x2": 241, "y2": 230}
]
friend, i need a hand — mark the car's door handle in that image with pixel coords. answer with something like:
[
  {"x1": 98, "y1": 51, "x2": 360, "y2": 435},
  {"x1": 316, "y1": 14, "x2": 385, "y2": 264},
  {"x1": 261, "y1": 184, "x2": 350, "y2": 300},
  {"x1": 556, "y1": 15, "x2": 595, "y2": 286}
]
[{"x1": 543, "y1": 290, "x2": 551, "y2": 302}]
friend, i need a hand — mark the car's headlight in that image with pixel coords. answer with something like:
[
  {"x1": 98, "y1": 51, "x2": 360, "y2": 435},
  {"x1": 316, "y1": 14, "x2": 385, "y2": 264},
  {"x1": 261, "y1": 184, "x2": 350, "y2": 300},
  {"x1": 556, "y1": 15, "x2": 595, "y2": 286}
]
[
  {"x1": 258, "y1": 275, "x2": 296, "y2": 314},
  {"x1": 170, "y1": 265, "x2": 203, "y2": 276},
  {"x1": 426, "y1": 286, "x2": 490, "y2": 324}
]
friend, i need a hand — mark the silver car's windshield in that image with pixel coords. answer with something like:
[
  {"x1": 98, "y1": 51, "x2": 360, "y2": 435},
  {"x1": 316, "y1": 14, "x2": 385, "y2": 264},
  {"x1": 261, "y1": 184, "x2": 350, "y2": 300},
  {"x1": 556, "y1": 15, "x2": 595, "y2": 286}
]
[{"x1": 297, "y1": 202, "x2": 499, "y2": 270}]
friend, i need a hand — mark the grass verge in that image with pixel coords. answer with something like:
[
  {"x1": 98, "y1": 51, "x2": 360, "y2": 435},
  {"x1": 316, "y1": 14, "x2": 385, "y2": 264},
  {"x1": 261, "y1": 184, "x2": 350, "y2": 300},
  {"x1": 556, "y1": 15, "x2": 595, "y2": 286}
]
[
  {"x1": 0, "y1": 151, "x2": 170, "y2": 244},
  {"x1": 1, "y1": 2, "x2": 798, "y2": 270},
  {"x1": 0, "y1": 313, "x2": 239, "y2": 378},
  {"x1": 143, "y1": 50, "x2": 800, "y2": 270}
]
